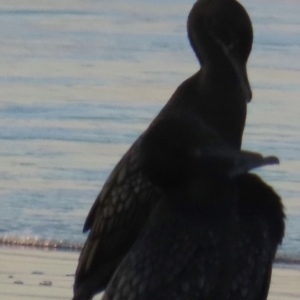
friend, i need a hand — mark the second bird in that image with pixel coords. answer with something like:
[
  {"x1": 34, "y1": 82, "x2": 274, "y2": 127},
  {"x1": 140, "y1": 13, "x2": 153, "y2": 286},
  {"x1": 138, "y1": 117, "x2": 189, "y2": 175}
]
[{"x1": 102, "y1": 136, "x2": 284, "y2": 300}]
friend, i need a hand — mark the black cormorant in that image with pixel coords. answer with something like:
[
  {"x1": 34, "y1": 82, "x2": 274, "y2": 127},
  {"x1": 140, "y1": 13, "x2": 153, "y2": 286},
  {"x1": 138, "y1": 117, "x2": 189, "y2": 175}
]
[{"x1": 73, "y1": 0, "x2": 254, "y2": 299}]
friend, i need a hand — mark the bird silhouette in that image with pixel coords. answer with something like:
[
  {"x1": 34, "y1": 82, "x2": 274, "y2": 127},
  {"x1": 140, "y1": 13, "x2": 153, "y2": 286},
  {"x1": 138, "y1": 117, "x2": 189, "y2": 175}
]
[{"x1": 73, "y1": 0, "x2": 254, "y2": 299}]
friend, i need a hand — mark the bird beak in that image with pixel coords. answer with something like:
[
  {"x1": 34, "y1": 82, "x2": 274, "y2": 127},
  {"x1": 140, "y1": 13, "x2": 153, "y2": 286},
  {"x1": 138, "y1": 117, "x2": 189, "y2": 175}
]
[
  {"x1": 226, "y1": 54, "x2": 252, "y2": 104},
  {"x1": 239, "y1": 67, "x2": 252, "y2": 103},
  {"x1": 210, "y1": 35, "x2": 252, "y2": 104},
  {"x1": 223, "y1": 46, "x2": 252, "y2": 104}
]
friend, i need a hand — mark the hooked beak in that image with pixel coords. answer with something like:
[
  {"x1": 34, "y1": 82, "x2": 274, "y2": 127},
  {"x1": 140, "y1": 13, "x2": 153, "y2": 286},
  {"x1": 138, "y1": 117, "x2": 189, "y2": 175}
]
[
  {"x1": 223, "y1": 47, "x2": 252, "y2": 104},
  {"x1": 226, "y1": 54, "x2": 252, "y2": 104},
  {"x1": 210, "y1": 34, "x2": 253, "y2": 103},
  {"x1": 226, "y1": 55, "x2": 252, "y2": 103}
]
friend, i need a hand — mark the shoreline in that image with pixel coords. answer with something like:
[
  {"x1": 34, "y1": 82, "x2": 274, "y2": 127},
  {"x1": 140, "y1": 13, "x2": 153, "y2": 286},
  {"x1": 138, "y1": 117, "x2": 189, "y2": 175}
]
[
  {"x1": 1, "y1": 240, "x2": 300, "y2": 268},
  {"x1": 0, "y1": 246, "x2": 299, "y2": 300}
]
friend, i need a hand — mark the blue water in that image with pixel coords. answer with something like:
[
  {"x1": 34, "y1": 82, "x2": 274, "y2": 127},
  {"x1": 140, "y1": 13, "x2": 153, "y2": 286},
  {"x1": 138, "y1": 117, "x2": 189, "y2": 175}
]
[{"x1": 0, "y1": 0, "x2": 299, "y2": 262}]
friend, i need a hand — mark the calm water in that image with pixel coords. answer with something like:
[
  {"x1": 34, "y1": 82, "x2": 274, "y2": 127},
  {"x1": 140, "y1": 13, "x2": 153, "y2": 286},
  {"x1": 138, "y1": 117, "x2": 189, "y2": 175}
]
[{"x1": 0, "y1": 0, "x2": 299, "y2": 262}]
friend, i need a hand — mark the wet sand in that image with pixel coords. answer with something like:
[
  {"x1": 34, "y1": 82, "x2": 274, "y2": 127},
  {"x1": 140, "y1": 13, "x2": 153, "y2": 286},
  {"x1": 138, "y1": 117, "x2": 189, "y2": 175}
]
[{"x1": 0, "y1": 246, "x2": 299, "y2": 300}]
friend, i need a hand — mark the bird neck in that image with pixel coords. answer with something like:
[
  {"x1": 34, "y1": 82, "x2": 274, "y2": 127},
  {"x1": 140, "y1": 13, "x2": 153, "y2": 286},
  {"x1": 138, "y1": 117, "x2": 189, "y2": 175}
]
[{"x1": 195, "y1": 68, "x2": 247, "y2": 150}]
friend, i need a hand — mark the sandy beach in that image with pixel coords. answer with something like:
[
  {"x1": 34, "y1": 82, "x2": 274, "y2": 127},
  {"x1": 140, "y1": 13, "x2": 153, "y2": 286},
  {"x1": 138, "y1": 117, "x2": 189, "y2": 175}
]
[
  {"x1": 0, "y1": 246, "x2": 80, "y2": 300},
  {"x1": 0, "y1": 246, "x2": 299, "y2": 300}
]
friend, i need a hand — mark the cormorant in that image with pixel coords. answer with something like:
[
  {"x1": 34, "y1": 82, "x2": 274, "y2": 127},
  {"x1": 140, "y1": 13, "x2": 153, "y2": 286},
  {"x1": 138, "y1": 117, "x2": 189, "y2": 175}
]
[
  {"x1": 101, "y1": 142, "x2": 284, "y2": 300},
  {"x1": 73, "y1": 0, "x2": 254, "y2": 299}
]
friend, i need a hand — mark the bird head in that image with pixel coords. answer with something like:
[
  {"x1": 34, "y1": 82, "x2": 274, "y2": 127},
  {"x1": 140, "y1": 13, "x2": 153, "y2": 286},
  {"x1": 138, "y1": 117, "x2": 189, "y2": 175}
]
[{"x1": 188, "y1": 0, "x2": 253, "y2": 103}]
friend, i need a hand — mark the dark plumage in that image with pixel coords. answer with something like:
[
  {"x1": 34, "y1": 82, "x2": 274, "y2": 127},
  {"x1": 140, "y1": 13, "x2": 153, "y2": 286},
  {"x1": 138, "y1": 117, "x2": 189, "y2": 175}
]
[
  {"x1": 103, "y1": 174, "x2": 239, "y2": 300},
  {"x1": 229, "y1": 174, "x2": 285, "y2": 300},
  {"x1": 102, "y1": 152, "x2": 284, "y2": 300},
  {"x1": 73, "y1": 0, "x2": 254, "y2": 299}
]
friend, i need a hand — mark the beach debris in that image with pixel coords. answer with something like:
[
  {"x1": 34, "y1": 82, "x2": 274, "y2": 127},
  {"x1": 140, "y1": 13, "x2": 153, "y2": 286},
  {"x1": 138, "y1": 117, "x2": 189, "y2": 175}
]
[
  {"x1": 39, "y1": 280, "x2": 52, "y2": 286},
  {"x1": 14, "y1": 280, "x2": 24, "y2": 285},
  {"x1": 66, "y1": 274, "x2": 75, "y2": 277},
  {"x1": 32, "y1": 271, "x2": 44, "y2": 275},
  {"x1": 8, "y1": 275, "x2": 14, "y2": 278}
]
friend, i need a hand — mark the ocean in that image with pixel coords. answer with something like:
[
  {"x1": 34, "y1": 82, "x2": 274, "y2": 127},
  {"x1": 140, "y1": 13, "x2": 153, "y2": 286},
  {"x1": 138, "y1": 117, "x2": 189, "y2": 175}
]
[{"x1": 0, "y1": 0, "x2": 299, "y2": 264}]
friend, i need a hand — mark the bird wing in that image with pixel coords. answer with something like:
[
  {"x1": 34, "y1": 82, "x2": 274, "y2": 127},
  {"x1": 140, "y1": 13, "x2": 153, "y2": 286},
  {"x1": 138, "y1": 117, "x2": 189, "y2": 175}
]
[
  {"x1": 228, "y1": 219, "x2": 277, "y2": 300},
  {"x1": 228, "y1": 173, "x2": 284, "y2": 300},
  {"x1": 83, "y1": 138, "x2": 145, "y2": 233},
  {"x1": 74, "y1": 137, "x2": 162, "y2": 294}
]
